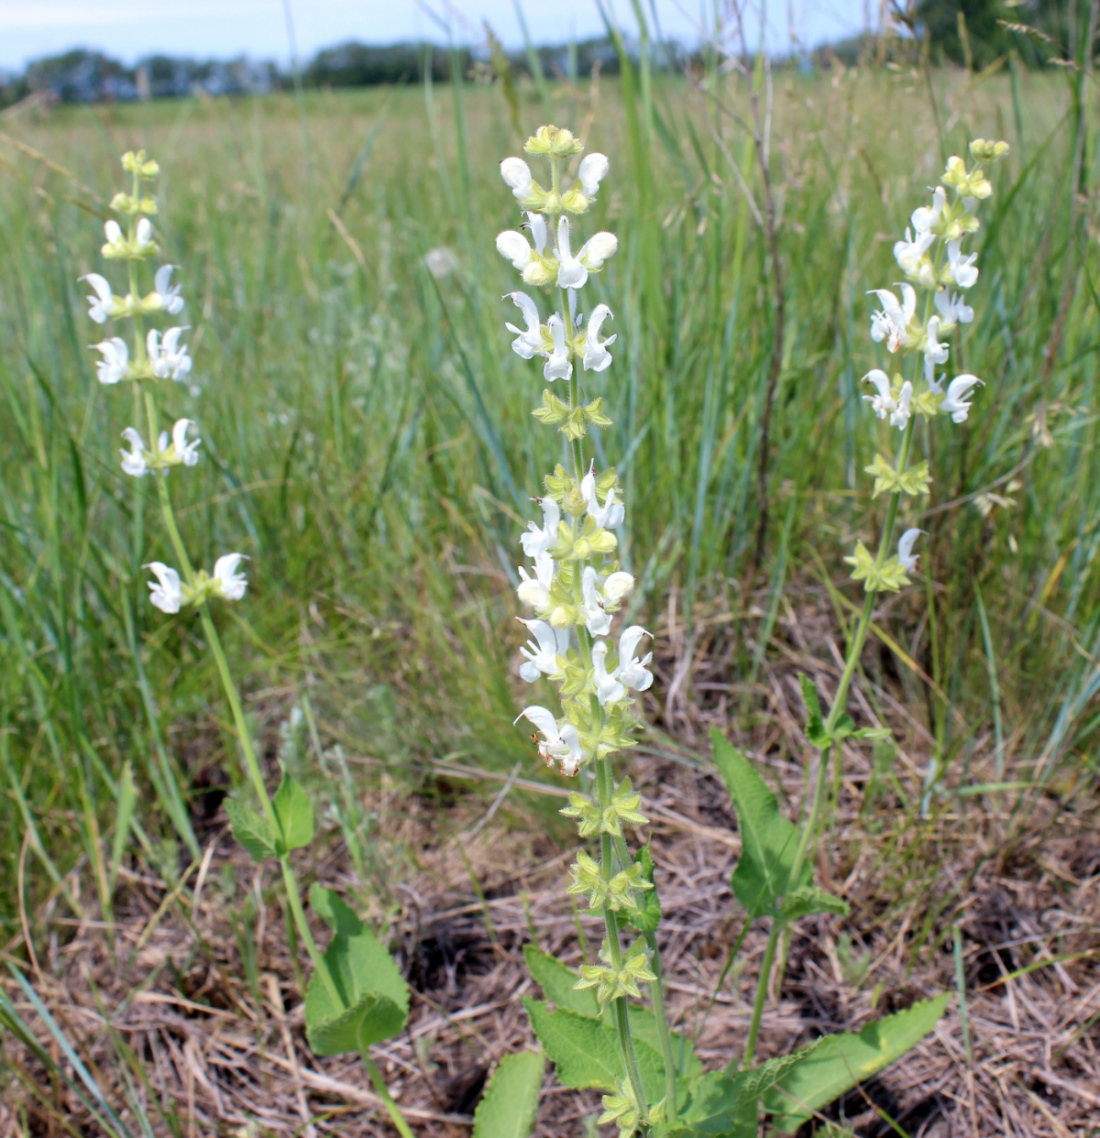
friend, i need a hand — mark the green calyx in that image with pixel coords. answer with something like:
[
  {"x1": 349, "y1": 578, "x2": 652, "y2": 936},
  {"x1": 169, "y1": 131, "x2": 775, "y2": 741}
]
[
  {"x1": 560, "y1": 778, "x2": 649, "y2": 838},
  {"x1": 844, "y1": 541, "x2": 912, "y2": 594},
  {"x1": 864, "y1": 453, "x2": 931, "y2": 498},
  {"x1": 574, "y1": 939, "x2": 657, "y2": 1005},
  {"x1": 110, "y1": 191, "x2": 158, "y2": 216},
  {"x1": 566, "y1": 851, "x2": 653, "y2": 913},
  {"x1": 532, "y1": 389, "x2": 613, "y2": 441}
]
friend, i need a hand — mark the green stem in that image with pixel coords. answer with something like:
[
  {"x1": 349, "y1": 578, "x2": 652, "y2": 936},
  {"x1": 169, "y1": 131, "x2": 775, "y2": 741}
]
[
  {"x1": 362, "y1": 1050, "x2": 416, "y2": 1138},
  {"x1": 742, "y1": 917, "x2": 780, "y2": 1067}
]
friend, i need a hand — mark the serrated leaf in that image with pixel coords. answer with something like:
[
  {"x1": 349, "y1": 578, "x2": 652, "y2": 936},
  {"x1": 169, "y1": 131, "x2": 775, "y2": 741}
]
[
  {"x1": 711, "y1": 731, "x2": 810, "y2": 920},
  {"x1": 799, "y1": 675, "x2": 829, "y2": 748},
  {"x1": 778, "y1": 885, "x2": 849, "y2": 923},
  {"x1": 304, "y1": 886, "x2": 410, "y2": 1056},
  {"x1": 472, "y1": 1051, "x2": 545, "y2": 1138},
  {"x1": 523, "y1": 946, "x2": 599, "y2": 1017},
  {"x1": 523, "y1": 998, "x2": 666, "y2": 1101},
  {"x1": 225, "y1": 798, "x2": 278, "y2": 862},
  {"x1": 762, "y1": 995, "x2": 950, "y2": 1132},
  {"x1": 627, "y1": 843, "x2": 661, "y2": 935},
  {"x1": 675, "y1": 1070, "x2": 757, "y2": 1136},
  {"x1": 273, "y1": 770, "x2": 314, "y2": 851}
]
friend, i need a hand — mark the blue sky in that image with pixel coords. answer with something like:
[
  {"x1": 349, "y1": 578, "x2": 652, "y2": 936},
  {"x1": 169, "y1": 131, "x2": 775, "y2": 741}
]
[{"x1": 0, "y1": 1, "x2": 870, "y2": 70}]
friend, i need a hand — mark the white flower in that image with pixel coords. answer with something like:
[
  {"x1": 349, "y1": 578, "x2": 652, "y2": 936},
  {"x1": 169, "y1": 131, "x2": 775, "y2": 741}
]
[
  {"x1": 82, "y1": 273, "x2": 117, "y2": 324},
  {"x1": 582, "y1": 304, "x2": 616, "y2": 373},
  {"x1": 92, "y1": 336, "x2": 129, "y2": 384},
  {"x1": 518, "y1": 618, "x2": 567, "y2": 682},
  {"x1": 496, "y1": 212, "x2": 550, "y2": 263},
  {"x1": 581, "y1": 565, "x2": 611, "y2": 636},
  {"x1": 894, "y1": 227, "x2": 935, "y2": 281},
  {"x1": 941, "y1": 374, "x2": 982, "y2": 423},
  {"x1": 169, "y1": 418, "x2": 201, "y2": 467},
  {"x1": 151, "y1": 265, "x2": 184, "y2": 314},
  {"x1": 617, "y1": 626, "x2": 654, "y2": 692},
  {"x1": 500, "y1": 157, "x2": 533, "y2": 201},
  {"x1": 517, "y1": 706, "x2": 584, "y2": 776},
  {"x1": 923, "y1": 315, "x2": 949, "y2": 384},
  {"x1": 909, "y1": 186, "x2": 946, "y2": 236},
  {"x1": 148, "y1": 326, "x2": 192, "y2": 380},
  {"x1": 592, "y1": 639, "x2": 626, "y2": 707},
  {"x1": 862, "y1": 369, "x2": 897, "y2": 420},
  {"x1": 555, "y1": 216, "x2": 618, "y2": 290},
  {"x1": 521, "y1": 496, "x2": 561, "y2": 559},
  {"x1": 121, "y1": 427, "x2": 150, "y2": 476},
  {"x1": 602, "y1": 571, "x2": 634, "y2": 605},
  {"x1": 934, "y1": 288, "x2": 973, "y2": 328},
  {"x1": 891, "y1": 380, "x2": 913, "y2": 429},
  {"x1": 581, "y1": 467, "x2": 624, "y2": 529},
  {"x1": 518, "y1": 550, "x2": 554, "y2": 612},
  {"x1": 869, "y1": 284, "x2": 916, "y2": 353},
  {"x1": 896, "y1": 528, "x2": 923, "y2": 573},
  {"x1": 946, "y1": 240, "x2": 978, "y2": 289},
  {"x1": 578, "y1": 152, "x2": 609, "y2": 198},
  {"x1": 504, "y1": 292, "x2": 543, "y2": 359},
  {"x1": 543, "y1": 314, "x2": 572, "y2": 382},
  {"x1": 145, "y1": 562, "x2": 183, "y2": 613},
  {"x1": 212, "y1": 553, "x2": 248, "y2": 600}
]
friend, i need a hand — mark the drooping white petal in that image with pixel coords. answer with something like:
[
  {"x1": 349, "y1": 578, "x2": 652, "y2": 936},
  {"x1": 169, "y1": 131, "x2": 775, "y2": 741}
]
[
  {"x1": 516, "y1": 706, "x2": 584, "y2": 775},
  {"x1": 578, "y1": 152, "x2": 609, "y2": 198},
  {"x1": 171, "y1": 418, "x2": 201, "y2": 467},
  {"x1": 934, "y1": 289, "x2": 974, "y2": 326},
  {"x1": 92, "y1": 337, "x2": 129, "y2": 384},
  {"x1": 896, "y1": 529, "x2": 923, "y2": 573},
  {"x1": 104, "y1": 219, "x2": 123, "y2": 244},
  {"x1": 555, "y1": 216, "x2": 587, "y2": 290},
  {"x1": 947, "y1": 240, "x2": 978, "y2": 289},
  {"x1": 942, "y1": 374, "x2": 983, "y2": 423},
  {"x1": 518, "y1": 618, "x2": 562, "y2": 682},
  {"x1": 583, "y1": 304, "x2": 616, "y2": 373},
  {"x1": 212, "y1": 553, "x2": 248, "y2": 600},
  {"x1": 526, "y1": 212, "x2": 548, "y2": 254},
  {"x1": 592, "y1": 639, "x2": 626, "y2": 707},
  {"x1": 923, "y1": 315, "x2": 949, "y2": 384},
  {"x1": 581, "y1": 467, "x2": 625, "y2": 529},
  {"x1": 145, "y1": 562, "x2": 182, "y2": 613},
  {"x1": 890, "y1": 381, "x2": 913, "y2": 429},
  {"x1": 153, "y1": 264, "x2": 185, "y2": 314},
  {"x1": 520, "y1": 496, "x2": 561, "y2": 559},
  {"x1": 496, "y1": 230, "x2": 532, "y2": 270},
  {"x1": 581, "y1": 565, "x2": 611, "y2": 636},
  {"x1": 135, "y1": 217, "x2": 153, "y2": 248},
  {"x1": 617, "y1": 625, "x2": 654, "y2": 692},
  {"x1": 120, "y1": 427, "x2": 149, "y2": 477},
  {"x1": 910, "y1": 186, "x2": 945, "y2": 235},
  {"x1": 518, "y1": 550, "x2": 555, "y2": 612},
  {"x1": 577, "y1": 231, "x2": 617, "y2": 271},
  {"x1": 82, "y1": 273, "x2": 116, "y2": 324},
  {"x1": 543, "y1": 314, "x2": 572, "y2": 382},
  {"x1": 500, "y1": 157, "x2": 533, "y2": 201},
  {"x1": 862, "y1": 369, "x2": 896, "y2": 420},
  {"x1": 504, "y1": 292, "x2": 543, "y2": 359},
  {"x1": 602, "y1": 571, "x2": 634, "y2": 605}
]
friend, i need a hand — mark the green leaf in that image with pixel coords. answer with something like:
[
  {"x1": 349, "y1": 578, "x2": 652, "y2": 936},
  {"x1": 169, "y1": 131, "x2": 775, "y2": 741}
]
[
  {"x1": 710, "y1": 731, "x2": 810, "y2": 920},
  {"x1": 523, "y1": 946, "x2": 599, "y2": 1017},
  {"x1": 761, "y1": 995, "x2": 950, "y2": 1132},
  {"x1": 304, "y1": 886, "x2": 410, "y2": 1056},
  {"x1": 472, "y1": 1051, "x2": 545, "y2": 1138},
  {"x1": 673, "y1": 1070, "x2": 757, "y2": 1136},
  {"x1": 273, "y1": 770, "x2": 314, "y2": 851},
  {"x1": 225, "y1": 798, "x2": 278, "y2": 862},
  {"x1": 799, "y1": 675, "x2": 828, "y2": 748},
  {"x1": 627, "y1": 843, "x2": 661, "y2": 935},
  {"x1": 522, "y1": 998, "x2": 666, "y2": 1102},
  {"x1": 778, "y1": 885, "x2": 849, "y2": 923}
]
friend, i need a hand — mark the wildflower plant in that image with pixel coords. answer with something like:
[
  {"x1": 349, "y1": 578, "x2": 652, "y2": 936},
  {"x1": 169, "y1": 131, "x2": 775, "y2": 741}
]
[
  {"x1": 81, "y1": 152, "x2": 417, "y2": 1137},
  {"x1": 492, "y1": 127, "x2": 996, "y2": 1137}
]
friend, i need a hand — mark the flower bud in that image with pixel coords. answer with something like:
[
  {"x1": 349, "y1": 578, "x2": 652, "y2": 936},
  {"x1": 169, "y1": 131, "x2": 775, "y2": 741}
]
[{"x1": 524, "y1": 125, "x2": 584, "y2": 158}]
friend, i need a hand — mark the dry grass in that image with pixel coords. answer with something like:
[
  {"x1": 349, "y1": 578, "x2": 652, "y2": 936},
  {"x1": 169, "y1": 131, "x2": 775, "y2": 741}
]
[{"x1": 3, "y1": 591, "x2": 1098, "y2": 1138}]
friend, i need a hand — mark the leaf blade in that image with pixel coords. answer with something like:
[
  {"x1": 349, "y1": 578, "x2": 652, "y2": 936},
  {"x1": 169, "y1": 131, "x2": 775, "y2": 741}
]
[{"x1": 472, "y1": 1051, "x2": 546, "y2": 1138}]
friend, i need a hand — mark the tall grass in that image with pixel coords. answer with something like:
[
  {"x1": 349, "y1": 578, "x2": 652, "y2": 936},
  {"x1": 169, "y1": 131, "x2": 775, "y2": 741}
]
[{"x1": 0, "y1": 59, "x2": 1096, "y2": 933}]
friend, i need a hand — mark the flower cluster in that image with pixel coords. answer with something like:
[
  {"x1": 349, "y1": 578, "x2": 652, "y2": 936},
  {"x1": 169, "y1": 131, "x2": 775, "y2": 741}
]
[
  {"x1": 79, "y1": 150, "x2": 247, "y2": 613},
  {"x1": 853, "y1": 140, "x2": 1008, "y2": 593}
]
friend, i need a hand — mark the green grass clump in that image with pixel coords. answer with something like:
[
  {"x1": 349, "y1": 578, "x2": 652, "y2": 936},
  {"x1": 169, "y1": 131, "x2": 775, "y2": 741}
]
[{"x1": 0, "y1": 61, "x2": 1097, "y2": 931}]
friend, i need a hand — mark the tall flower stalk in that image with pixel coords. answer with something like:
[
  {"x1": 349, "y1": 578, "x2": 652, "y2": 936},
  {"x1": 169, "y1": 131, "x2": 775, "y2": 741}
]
[{"x1": 498, "y1": 125, "x2": 677, "y2": 1134}]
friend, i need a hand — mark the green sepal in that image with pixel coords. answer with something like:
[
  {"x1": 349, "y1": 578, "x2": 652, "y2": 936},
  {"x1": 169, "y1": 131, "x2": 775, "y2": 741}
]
[
  {"x1": 273, "y1": 769, "x2": 314, "y2": 852},
  {"x1": 303, "y1": 885, "x2": 410, "y2": 1056},
  {"x1": 225, "y1": 798, "x2": 278, "y2": 861},
  {"x1": 626, "y1": 843, "x2": 662, "y2": 935}
]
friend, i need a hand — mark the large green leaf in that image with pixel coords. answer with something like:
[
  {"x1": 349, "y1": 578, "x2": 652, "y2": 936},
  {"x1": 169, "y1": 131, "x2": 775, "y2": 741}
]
[
  {"x1": 523, "y1": 947, "x2": 700, "y2": 1078},
  {"x1": 522, "y1": 998, "x2": 667, "y2": 1102},
  {"x1": 225, "y1": 798, "x2": 278, "y2": 862},
  {"x1": 669, "y1": 1070, "x2": 756, "y2": 1137},
  {"x1": 304, "y1": 886, "x2": 410, "y2": 1056},
  {"x1": 761, "y1": 995, "x2": 949, "y2": 1132},
  {"x1": 472, "y1": 1051, "x2": 545, "y2": 1138},
  {"x1": 273, "y1": 769, "x2": 314, "y2": 851},
  {"x1": 710, "y1": 731, "x2": 810, "y2": 919}
]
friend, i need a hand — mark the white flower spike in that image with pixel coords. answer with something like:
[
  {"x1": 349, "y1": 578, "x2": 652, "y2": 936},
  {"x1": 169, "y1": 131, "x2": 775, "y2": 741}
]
[
  {"x1": 212, "y1": 553, "x2": 248, "y2": 600},
  {"x1": 92, "y1": 337, "x2": 129, "y2": 384},
  {"x1": 146, "y1": 562, "x2": 183, "y2": 613},
  {"x1": 504, "y1": 293, "x2": 543, "y2": 359},
  {"x1": 941, "y1": 374, "x2": 982, "y2": 423}
]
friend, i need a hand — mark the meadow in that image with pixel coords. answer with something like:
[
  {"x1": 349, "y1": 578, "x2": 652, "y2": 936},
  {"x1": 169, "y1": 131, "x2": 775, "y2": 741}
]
[{"x1": 0, "y1": 48, "x2": 1098, "y2": 1136}]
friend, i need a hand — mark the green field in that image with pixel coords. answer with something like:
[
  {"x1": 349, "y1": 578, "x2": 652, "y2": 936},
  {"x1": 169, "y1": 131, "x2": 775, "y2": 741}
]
[{"x1": 1, "y1": 56, "x2": 1098, "y2": 1136}]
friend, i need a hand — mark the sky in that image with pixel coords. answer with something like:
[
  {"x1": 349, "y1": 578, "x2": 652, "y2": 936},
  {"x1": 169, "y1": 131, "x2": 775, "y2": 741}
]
[{"x1": 0, "y1": 0, "x2": 871, "y2": 71}]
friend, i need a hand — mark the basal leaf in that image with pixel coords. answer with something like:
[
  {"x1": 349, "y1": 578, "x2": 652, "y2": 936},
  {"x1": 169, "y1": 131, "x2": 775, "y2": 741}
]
[
  {"x1": 273, "y1": 769, "x2": 314, "y2": 851},
  {"x1": 522, "y1": 998, "x2": 666, "y2": 1102},
  {"x1": 472, "y1": 1051, "x2": 545, "y2": 1138},
  {"x1": 627, "y1": 843, "x2": 661, "y2": 935},
  {"x1": 225, "y1": 798, "x2": 278, "y2": 862},
  {"x1": 304, "y1": 886, "x2": 410, "y2": 1056},
  {"x1": 523, "y1": 946, "x2": 599, "y2": 1017},
  {"x1": 762, "y1": 994, "x2": 949, "y2": 1132},
  {"x1": 710, "y1": 731, "x2": 810, "y2": 920}
]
